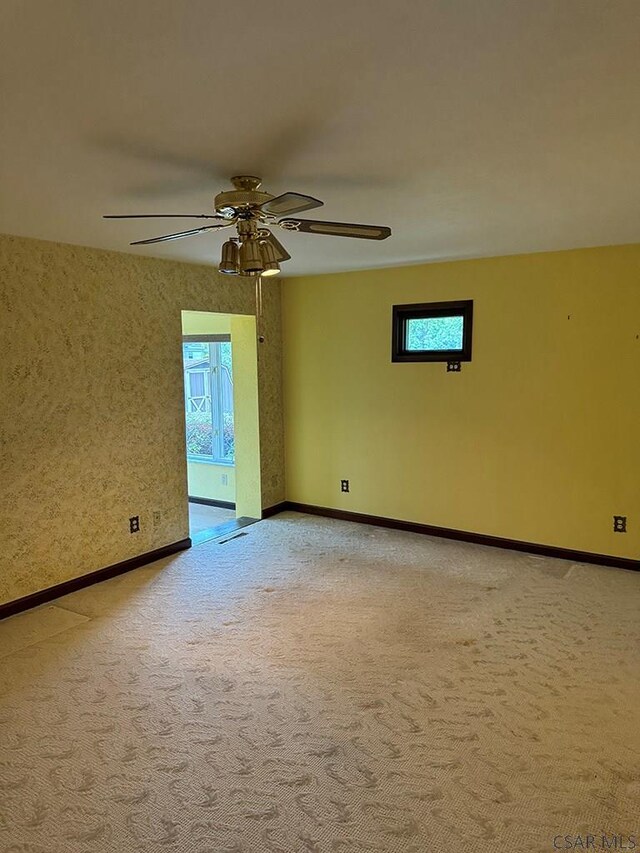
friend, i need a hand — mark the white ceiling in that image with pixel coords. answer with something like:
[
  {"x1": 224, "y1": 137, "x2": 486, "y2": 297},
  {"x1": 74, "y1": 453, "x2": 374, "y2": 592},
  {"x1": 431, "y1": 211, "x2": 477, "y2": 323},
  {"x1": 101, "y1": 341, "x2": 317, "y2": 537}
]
[{"x1": 1, "y1": 0, "x2": 639, "y2": 276}]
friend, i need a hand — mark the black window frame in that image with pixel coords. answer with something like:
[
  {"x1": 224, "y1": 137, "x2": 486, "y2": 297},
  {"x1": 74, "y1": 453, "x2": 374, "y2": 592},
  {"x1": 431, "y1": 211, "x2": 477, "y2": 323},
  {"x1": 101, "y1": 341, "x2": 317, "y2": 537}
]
[{"x1": 391, "y1": 300, "x2": 473, "y2": 363}]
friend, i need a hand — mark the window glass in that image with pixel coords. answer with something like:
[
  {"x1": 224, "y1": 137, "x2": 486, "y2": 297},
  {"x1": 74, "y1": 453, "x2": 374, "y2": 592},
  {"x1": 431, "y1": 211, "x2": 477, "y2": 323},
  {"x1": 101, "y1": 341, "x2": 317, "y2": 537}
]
[
  {"x1": 406, "y1": 315, "x2": 464, "y2": 351},
  {"x1": 183, "y1": 340, "x2": 235, "y2": 463},
  {"x1": 188, "y1": 371, "x2": 207, "y2": 402}
]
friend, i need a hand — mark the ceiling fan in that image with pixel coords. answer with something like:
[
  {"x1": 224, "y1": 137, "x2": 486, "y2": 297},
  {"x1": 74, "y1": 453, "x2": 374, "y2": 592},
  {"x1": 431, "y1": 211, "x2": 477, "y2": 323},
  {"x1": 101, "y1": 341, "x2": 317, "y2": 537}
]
[{"x1": 104, "y1": 175, "x2": 391, "y2": 277}]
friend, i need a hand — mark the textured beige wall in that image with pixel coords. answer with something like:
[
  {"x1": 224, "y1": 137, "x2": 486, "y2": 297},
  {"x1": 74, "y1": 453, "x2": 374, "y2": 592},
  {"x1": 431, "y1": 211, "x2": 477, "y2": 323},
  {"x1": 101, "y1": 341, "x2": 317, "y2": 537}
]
[{"x1": 0, "y1": 233, "x2": 284, "y2": 604}]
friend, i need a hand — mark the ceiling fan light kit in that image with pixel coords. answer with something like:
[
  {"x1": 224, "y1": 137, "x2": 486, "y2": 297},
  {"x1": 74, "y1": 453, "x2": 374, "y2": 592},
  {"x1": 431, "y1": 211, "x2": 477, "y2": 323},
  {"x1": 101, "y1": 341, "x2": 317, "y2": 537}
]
[
  {"x1": 104, "y1": 175, "x2": 391, "y2": 276},
  {"x1": 219, "y1": 238, "x2": 240, "y2": 275},
  {"x1": 258, "y1": 238, "x2": 281, "y2": 277},
  {"x1": 238, "y1": 239, "x2": 265, "y2": 278}
]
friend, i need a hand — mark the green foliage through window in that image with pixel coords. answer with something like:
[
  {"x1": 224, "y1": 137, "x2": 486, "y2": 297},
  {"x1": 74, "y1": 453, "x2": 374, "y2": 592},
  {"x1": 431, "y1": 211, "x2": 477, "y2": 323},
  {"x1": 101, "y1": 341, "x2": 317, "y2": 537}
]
[{"x1": 406, "y1": 315, "x2": 464, "y2": 351}]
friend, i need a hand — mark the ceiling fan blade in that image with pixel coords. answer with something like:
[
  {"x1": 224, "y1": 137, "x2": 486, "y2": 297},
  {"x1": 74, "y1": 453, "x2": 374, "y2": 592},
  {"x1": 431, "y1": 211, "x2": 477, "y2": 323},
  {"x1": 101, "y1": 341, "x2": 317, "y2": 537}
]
[
  {"x1": 259, "y1": 192, "x2": 323, "y2": 217},
  {"x1": 104, "y1": 213, "x2": 224, "y2": 220},
  {"x1": 278, "y1": 218, "x2": 391, "y2": 240},
  {"x1": 130, "y1": 223, "x2": 232, "y2": 246},
  {"x1": 258, "y1": 229, "x2": 291, "y2": 262}
]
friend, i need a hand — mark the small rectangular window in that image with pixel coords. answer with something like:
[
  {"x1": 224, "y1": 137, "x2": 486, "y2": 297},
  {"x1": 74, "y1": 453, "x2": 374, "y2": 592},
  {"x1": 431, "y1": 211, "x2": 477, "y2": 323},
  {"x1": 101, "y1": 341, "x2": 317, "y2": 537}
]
[{"x1": 392, "y1": 300, "x2": 473, "y2": 362}]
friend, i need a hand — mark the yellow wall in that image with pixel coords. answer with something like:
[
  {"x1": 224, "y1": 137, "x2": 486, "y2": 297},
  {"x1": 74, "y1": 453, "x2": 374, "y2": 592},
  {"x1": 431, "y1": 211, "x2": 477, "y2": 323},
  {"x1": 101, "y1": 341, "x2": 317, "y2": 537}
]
[
  {"x1": 187, "y1": 462, "x2": 235, "y2": 504},
  {"x1": 283, "y1": 244, "x2": 640, "y2": 559},
  {"x1": 230, "y1": 315, "x2": 262, "y2": 519},
  {"x1": 0, "y1": 234, "x2": 284, "y2": 605},
  {"x1": 182, "y1": 311, "x2": 232, "y2": 338}
]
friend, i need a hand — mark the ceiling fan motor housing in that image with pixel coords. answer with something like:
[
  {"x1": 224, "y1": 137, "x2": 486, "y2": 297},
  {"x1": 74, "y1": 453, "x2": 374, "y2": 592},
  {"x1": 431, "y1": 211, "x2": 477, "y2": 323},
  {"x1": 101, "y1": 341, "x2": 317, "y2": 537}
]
[{"x1": 214, "y1": 175, "x2": 273, "y2": 218}]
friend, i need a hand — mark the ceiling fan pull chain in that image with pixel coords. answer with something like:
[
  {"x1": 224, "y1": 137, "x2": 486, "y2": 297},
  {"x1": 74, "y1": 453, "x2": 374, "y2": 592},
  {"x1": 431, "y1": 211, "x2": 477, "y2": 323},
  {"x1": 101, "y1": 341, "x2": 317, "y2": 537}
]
[{"x1": 256, "y1": 275, "x2": 265, "y2": 343}]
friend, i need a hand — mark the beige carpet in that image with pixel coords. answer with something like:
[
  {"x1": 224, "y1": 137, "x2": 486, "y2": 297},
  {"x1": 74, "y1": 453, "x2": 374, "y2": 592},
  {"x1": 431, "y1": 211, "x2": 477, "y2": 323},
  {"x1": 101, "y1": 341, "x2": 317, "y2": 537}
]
[{"x1": 0, "y1": 512, "x2": 638, "y2": 852}]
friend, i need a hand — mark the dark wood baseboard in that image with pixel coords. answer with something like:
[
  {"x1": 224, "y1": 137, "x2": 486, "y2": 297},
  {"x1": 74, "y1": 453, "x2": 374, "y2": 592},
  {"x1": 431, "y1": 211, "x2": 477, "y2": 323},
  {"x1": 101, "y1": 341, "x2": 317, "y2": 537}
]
[
  {"x1": 261, "y1": 501, "x2": 288, "y2": 519},
  {"x1": 0, "y1": 538, "x2": 192, "y2": 621},
  {"x1": 4, "y1": 501, "x2": 634, "y2": 621},
  {"x1": 189, "y1": 496, "x2": 236, "y2": 510},
  {"x1": 282, "y1": 502, "x2": 640, "y2": 573}
]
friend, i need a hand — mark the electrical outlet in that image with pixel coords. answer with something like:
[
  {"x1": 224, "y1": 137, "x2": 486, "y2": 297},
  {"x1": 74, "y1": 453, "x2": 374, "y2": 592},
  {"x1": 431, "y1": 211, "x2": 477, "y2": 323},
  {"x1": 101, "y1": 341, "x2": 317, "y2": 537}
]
[
  {"x1": 153, "y1": 510, "x2": 162, "y2": 528},
  {"x1": 613, "y1": 515, "x2": 627, "y2": 533},
  {"x1": 221, "y1": 473, "x2": 228, "y2": 486},
  {"x1": 129, "y1": 515, "x2": 140, "y2": 533},
  {"x1": 341, "y1": 479, "x2": 350, "y2": 493}
]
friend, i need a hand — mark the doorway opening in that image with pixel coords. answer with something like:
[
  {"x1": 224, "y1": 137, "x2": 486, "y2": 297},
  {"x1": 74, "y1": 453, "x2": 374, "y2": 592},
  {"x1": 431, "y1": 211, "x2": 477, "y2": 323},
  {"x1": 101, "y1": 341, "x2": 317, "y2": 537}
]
[{"x1": 181, "y1": 310, "x2": 261, "y2": 544}]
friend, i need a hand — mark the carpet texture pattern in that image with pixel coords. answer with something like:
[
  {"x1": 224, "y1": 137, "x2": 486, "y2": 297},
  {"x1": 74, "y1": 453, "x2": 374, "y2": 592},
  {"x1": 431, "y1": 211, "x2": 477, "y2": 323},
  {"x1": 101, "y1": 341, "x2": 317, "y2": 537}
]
[{"x1": 0, "y1": 512, "x2": 638, "y2": 852}]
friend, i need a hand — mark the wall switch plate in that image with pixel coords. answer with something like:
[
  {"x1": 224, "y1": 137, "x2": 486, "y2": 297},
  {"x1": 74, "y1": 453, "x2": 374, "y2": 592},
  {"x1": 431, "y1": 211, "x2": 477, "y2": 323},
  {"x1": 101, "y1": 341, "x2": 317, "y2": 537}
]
[
  {"x1": 341, "y1": 479, "x2": 350, "y2": 493},
  {"x1": 129, "y1": 515, "x2": 140, "y2": 533},
  {"x1": 613, "y1": 515, "x2": 627, "y2": 533}
]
